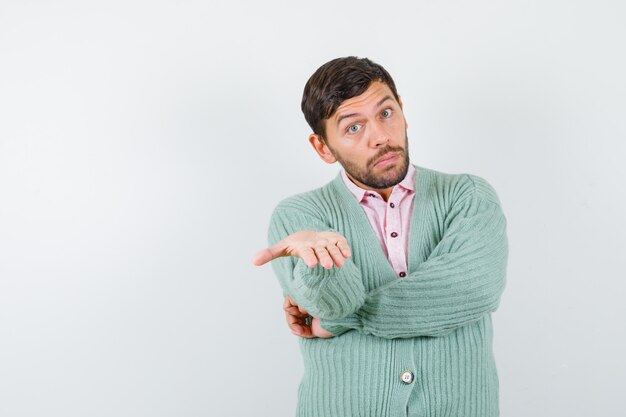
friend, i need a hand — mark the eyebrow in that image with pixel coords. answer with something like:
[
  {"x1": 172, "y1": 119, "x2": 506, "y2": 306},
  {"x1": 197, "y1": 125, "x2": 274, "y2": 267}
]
[{"x1": 335, "y1": 95, "x2": 394, "y2": 126}]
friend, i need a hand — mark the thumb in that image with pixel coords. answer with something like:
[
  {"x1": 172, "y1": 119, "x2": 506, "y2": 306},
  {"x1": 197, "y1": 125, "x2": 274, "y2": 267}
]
[{"x1": 251, "y1": 243, "x2": 284, "y2": 266}]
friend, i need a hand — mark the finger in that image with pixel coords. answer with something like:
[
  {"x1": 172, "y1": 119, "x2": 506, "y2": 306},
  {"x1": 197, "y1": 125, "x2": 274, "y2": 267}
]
[
  {"x1": 326, "y1": 244, "x2": 345, "y2": 268},
  {"x1": 284, "y1": 305, "x2": 306, "y2": 336},
  {"x1": 284, "y1": 305, "x2": 308, "y2": 317},
  {"x1": 283, "y1": 298, "x2": 305, "y2": 317},
  {"x1": 284, "y1": 295, "x2": 310, "y2": 317},
  {"x1": 285, "y1": 311, "x2": 314, "y2": 338},
  {"x1": 283, "y1": 296, "x2": 294, "y2": 309},
  {"x1": 291, "y1": 323, "x2": 314, "y2": 338},
  {"x1": 287, "y1": 316, "x2": 305, "y2": 336},
  {"x1": 290, "y1": 322, "x2": 304, "y2": 336},
  {"x1": 313, "y1": 245, "x2": 333, "y2": 269},
  {"x1": 283, "y1": 296, "x2": 300, "y2": 311},
  {"x1": 335, "y1": 237, "x2": 352, "y2": 258},
  {"x1": 297, "y1": 246, "x2": 319, "y2": 268},
  {"x1": 285, "y1": 308, "x2": 302, "y2": 327},
  {"x1": 320, "y1": 232, "x2": 351, "y2": 259},
  {"x1": 251, "y1": 248, "x2": 272, "y2": 266}
]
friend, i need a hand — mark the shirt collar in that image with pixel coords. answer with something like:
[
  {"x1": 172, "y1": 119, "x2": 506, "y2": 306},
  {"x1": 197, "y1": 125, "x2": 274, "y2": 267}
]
[{"x1": 341, "y1": 164, "x2": 416, "y2": 203}]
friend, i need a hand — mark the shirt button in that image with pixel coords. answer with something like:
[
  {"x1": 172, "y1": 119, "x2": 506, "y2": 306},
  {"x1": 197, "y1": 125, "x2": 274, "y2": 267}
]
[
  {"x1": 400, "y1": 371, "x2": 414, "y2": 384},
  {"x1": 399, "y1": 272, "x2": 406, "y2": 278},
  {"x1": 390, "y1": 202, "x2": 395, "y2": 208},
  {"x1": 390, "y1": 232, "x2": 398, "y2": 238}
]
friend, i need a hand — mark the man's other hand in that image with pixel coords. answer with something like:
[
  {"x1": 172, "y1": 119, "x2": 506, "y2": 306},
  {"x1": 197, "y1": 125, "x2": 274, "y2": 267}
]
[
  {"x1": 252, "y1": 230, "x2": 351, "y2": 269},
  {"x1": 283, "y1": 296, "x2": 332, "y2": 339}
]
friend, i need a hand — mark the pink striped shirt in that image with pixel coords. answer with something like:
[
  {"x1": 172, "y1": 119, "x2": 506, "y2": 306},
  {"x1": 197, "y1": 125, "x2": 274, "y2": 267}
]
[{"x1": 341, "y1": 164, "x2": 416, "y2": 279}]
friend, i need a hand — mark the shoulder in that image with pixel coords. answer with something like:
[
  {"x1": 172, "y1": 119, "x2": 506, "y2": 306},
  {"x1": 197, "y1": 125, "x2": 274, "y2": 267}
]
[
  {"x1": 267, "y1": 177, "x2": 347, "y2": 241},
  {"x1": 414, "y1": 165, "x2": 502, "y2": 206},
  {"x1": 270, "y1": 176, "x2": 344, "y2": 222}
]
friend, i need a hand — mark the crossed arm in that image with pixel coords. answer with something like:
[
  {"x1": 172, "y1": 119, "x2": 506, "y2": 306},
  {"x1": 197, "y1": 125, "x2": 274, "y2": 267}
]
[
  {"x1": 253, "y1": 177, "x2": 508, "y2": 339},
  {"x1": 320, "y1": 191, "x2": 508, "y2": 339}
]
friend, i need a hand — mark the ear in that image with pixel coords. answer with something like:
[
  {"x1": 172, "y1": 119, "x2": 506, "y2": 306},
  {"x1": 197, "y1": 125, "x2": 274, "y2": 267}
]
[
  {"x1": 309, "y1": 134, "x2": 337, "y2": 164},
  {"x1": 398, "y1": 95, "x2": 408, "y2": 129}
]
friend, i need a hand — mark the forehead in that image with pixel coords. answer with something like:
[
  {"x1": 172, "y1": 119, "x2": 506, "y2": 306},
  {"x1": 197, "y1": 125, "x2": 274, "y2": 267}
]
[{"x1": 331, "y1": 81, "x2": 397, "y2": 120}]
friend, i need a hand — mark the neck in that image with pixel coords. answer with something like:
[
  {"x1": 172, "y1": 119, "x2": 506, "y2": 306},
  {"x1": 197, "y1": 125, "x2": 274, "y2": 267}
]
[{"x1": 346, "y1": 173, "x2": 394, "y2": 202}]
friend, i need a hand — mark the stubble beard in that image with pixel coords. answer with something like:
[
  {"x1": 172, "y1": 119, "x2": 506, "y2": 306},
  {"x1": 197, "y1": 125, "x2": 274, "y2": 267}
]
[{"x1": 332, "y1": 133, "x2": 411, "y2": 190}]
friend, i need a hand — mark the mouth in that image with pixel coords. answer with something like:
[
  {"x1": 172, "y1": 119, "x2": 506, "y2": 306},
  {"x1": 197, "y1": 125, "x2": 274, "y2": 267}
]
[{"x1": 374, "y1": 152, "x2": 400, "y2": 167}]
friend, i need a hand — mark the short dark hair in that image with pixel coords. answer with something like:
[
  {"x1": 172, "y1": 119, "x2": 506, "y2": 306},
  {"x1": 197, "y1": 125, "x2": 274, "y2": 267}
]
[{"x1": 301, "y1": 56, "x2": 400, "y2": 139}]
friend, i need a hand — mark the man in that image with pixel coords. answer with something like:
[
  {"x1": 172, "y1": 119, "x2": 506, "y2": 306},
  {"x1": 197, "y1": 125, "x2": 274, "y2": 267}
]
[{"x1": 252, "y1": 57, "x2": 508, "y2": 417}]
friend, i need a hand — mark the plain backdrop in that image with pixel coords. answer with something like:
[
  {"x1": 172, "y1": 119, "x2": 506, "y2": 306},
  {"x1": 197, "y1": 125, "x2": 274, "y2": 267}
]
[{"x1": 1, "y1": 1, "x2": 625, "y2": 416}]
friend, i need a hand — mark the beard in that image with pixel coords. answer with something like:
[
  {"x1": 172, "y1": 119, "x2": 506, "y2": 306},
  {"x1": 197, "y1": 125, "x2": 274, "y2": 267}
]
[{"x1": 331, "y1": 132, "x2": 411, "y2": 190}]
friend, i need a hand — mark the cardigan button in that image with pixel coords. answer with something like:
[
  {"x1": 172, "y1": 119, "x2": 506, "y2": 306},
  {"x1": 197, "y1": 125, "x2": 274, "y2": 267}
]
[
  {"x1": 400, "y1": 371, "x2": 414, "y2": 384},
  {"x1": 390, "y1": 232, "x2": 398, "y2": 238}
]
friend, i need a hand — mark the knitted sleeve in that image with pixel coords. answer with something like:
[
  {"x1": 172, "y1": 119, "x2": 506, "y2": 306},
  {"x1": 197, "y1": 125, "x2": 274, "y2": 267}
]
[
  {"x1": 268, "y1": 196, "x2": 367, "y2": 320},
  {"x1": 320, "y1": 175, "x2": 508, "y2": 338}
]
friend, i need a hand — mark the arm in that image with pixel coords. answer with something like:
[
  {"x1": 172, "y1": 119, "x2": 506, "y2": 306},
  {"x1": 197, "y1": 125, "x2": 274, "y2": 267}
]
[
  {"x1": 320, "y1": 176, "x2": 508, "y2": 338},
  {"x1": 256, "y1": 197, "x2": 367, "y2": 320}
]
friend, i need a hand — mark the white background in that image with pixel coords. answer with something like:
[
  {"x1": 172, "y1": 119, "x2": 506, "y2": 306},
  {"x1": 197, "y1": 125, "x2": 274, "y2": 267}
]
[{"x1": 1, "y1": 1, "x2": 624, "y2": 416}]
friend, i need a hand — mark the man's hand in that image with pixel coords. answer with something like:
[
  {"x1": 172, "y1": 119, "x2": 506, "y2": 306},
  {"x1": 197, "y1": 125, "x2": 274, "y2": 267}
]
[
  {"x1": 252, "y1": 230, "x2": 351, "y2": 269},
  {"x1": 283, "y1": 296, "x2": 332, "y2": 339}
]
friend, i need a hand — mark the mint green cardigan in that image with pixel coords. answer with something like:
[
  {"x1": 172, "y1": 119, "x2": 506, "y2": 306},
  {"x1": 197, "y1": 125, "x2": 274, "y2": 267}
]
[{"x1": 268, "y1": 165, "x2": 508, "y2": 417}]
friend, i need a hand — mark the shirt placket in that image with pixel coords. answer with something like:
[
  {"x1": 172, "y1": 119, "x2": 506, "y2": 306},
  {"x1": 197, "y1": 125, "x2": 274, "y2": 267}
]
[{"x1": 385, "y1": 190, "x2": 407, "y2": 278}]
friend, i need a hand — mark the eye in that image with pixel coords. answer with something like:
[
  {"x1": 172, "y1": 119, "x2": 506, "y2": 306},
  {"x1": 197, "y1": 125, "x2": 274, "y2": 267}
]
[
  {"x1": 381, "y1": 108, "x2": 393, "y2": 118},
  {"x1": 348, "y1": 124, "x2": 362, "y2": 134}
]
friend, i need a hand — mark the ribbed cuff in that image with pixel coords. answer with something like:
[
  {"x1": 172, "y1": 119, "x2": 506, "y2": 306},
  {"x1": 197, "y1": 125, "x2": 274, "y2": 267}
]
[
  {"x1": 319, "y1": 314, "x2": 362, "y2": 336},
  {"x1": 292, "y1": 259, "x2": 366, "y2": 320}
]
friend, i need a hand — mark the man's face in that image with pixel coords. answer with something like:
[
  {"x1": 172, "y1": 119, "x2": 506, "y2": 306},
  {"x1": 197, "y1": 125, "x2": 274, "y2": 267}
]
[{"x1": 313, "y1": 81, "x2": 410, "y2": 191}]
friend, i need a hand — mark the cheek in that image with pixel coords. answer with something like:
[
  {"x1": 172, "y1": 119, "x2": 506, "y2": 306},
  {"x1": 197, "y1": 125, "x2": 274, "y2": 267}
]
[
  {"x1": 388, "y1": 120, "x2": 407, "y2": 141},
  {"x1": 340, "y1": 146, "x2": 369, "y2": 167},
  {"x1": 390, "y1": 117, "x2": 406, "y2": 131}
]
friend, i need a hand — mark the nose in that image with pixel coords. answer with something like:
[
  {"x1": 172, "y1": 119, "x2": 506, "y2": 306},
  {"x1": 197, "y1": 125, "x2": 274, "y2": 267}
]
[{"x1": 368, "y1": 119, "x2": 390, "y2": 148}]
